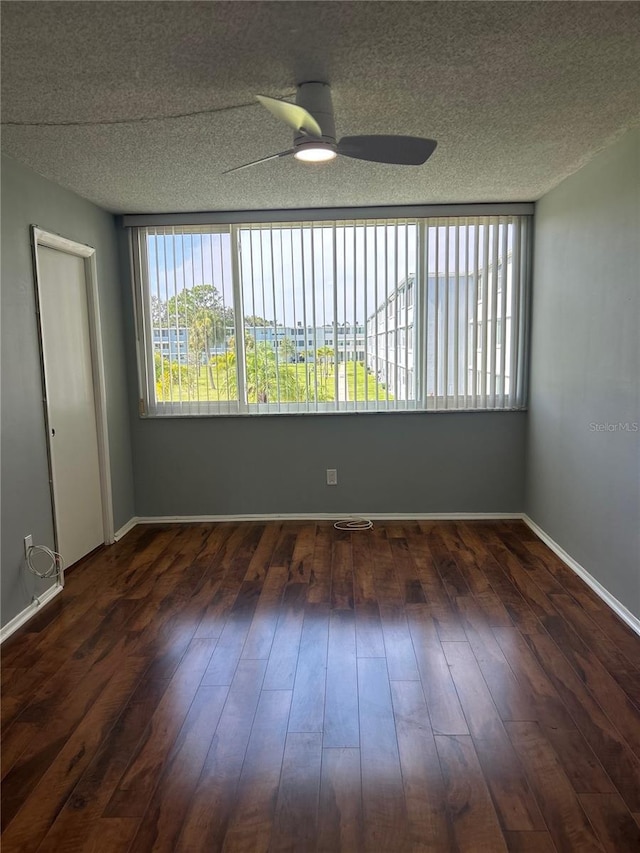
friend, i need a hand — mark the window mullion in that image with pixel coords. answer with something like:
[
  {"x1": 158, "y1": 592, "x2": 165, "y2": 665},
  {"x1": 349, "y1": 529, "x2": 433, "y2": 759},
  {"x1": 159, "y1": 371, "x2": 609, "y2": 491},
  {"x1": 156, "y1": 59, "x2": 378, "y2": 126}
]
[
  {"x1": 138, "y1": 229, "x2": 156, "y2": 414},
  {"x1": 415, "y1": 220, "x2": 426, "y2": 408},
  {"x1": 230, "y1": 225, "x2": 247, "y2": 411},
  {"x1": 333, "y1": 225, "x2": 340, "y2": 409}
]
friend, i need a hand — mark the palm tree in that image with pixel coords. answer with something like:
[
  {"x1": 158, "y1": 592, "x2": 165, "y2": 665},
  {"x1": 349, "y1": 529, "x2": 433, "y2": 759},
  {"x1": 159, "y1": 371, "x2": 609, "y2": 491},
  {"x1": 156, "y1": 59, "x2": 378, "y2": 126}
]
[
  {"x1": 190, "y1": 309, "x2": 214, "y2": 377},
  {"x1": 209, "y1": 349, "x2": 236, "y2": 400},
  {"x1": 154, "y1": 351, "x2": 195, "y2": 401},
  {"x1": 214, "y1": 341, "x2": 304, "y2": 403},
  {"x1": 246, "y1": 343, "x2": 302, "y2": 402},
  {"x1": 278, "y1": 337, "x2": 297, "y2": 364},
  {"x1": 316, "y1": 346, "x2": 335, "y2": 379}
]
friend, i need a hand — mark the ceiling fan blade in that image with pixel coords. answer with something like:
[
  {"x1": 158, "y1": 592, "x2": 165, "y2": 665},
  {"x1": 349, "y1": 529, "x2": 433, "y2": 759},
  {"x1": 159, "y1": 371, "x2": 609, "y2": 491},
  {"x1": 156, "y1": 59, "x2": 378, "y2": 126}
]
[
  {"x1": 224, "y1": 149, "x2": 295, "y2": 174},
  {"x1": 337, "y1": 135, "x2": 437, "y2": 165},
  {"x1": 256, "y1": 95, "x2": 322, "y2": 138}
]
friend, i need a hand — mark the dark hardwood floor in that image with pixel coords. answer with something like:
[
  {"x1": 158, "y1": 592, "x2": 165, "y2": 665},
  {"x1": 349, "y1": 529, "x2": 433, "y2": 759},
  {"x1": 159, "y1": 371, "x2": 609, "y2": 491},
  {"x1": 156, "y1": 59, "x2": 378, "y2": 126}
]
[{"x1": 2, "y1": 520, "x2": 640, "y2": 852}]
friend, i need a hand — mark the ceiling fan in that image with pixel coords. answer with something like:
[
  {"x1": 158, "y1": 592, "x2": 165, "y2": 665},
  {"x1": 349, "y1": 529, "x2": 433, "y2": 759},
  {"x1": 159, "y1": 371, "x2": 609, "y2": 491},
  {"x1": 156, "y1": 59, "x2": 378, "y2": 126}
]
[{"x1": 225, "y1": 82, "x2": 437, "y2": 173}]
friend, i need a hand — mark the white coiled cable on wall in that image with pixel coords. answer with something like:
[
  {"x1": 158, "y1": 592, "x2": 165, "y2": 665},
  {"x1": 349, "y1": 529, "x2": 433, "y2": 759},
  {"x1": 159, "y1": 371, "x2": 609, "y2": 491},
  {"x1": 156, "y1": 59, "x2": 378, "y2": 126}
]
[{"x1": 25, "y1": 544, "x2": 65, "y2": 587}]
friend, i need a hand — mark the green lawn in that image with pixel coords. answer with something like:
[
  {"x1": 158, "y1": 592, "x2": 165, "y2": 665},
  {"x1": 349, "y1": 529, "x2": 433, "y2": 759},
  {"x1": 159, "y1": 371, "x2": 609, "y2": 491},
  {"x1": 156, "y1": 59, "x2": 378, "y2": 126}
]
[
  {"x1": 345, "y1": 362, "x2": 393, "y2": 402},
  {"x1": 156, "y1": 358, "x2": 392, "y2": 404}
]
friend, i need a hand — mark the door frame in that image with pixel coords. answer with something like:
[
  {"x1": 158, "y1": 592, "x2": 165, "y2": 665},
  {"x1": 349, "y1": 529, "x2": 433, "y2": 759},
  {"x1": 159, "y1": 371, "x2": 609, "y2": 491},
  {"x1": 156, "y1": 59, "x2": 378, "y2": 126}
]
[{"x1": 31, "y1": 226, "x2": 115, "y2": 574}]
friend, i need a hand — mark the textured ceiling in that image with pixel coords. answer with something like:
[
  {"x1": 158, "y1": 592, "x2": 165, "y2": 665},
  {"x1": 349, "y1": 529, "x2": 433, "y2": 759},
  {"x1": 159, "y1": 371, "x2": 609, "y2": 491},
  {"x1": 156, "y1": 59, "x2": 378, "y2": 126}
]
[{"x1": 2, "y1": 1, "x2": 639, "y2": 214}]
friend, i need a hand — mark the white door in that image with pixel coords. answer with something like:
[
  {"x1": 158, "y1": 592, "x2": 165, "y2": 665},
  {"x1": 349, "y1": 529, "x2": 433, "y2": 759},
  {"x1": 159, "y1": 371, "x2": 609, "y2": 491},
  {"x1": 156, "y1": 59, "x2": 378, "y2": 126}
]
[{"x1": 37, "y1": 244, "x2": 105, "y2": 567}]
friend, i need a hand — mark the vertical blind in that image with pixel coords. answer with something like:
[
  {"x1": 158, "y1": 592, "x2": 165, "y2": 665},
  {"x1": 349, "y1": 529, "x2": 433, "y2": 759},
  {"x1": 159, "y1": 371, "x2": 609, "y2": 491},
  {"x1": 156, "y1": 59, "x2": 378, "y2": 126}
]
[{"x1": 131, "y1": 215, "x2": 531, "y2": 416}]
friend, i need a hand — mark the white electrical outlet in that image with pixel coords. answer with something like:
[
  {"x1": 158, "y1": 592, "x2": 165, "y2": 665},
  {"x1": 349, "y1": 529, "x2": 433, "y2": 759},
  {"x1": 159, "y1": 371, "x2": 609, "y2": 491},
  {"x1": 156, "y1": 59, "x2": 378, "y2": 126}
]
[
  {"x1": 326, "y1": 468, "x2": 338, "y2": 486},
  {"x1": 24, "y1": 534, "x2": 33, "y2": 558}
]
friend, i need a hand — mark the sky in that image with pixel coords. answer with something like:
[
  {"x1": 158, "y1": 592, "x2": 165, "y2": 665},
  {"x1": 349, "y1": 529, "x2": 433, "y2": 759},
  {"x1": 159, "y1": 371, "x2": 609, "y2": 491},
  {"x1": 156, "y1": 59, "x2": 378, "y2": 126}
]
[{"x1": 146, "y1": 221, "x2": 513, "y2": 328}]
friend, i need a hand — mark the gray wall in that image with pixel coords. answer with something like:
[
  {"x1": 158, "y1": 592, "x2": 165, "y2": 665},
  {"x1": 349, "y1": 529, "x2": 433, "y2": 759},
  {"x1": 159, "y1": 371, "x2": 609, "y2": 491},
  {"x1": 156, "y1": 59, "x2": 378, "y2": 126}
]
[
  {"x1": 1, "y1": 155, "x2": 135, "y2": 628},
  {"x1": 527, "y1": 128, "x2": 640, "y2": 619},
  {"x1": 130, "y1": 410, "x2": 527, "y2": 517}
]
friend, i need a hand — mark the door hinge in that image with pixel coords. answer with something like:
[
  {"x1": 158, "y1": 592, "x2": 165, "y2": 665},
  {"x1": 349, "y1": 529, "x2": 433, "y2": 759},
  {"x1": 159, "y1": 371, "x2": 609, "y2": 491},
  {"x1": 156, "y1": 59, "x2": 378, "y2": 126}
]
[{"x1": 138, "y1": 398, "x2": 146, "y2": 416}]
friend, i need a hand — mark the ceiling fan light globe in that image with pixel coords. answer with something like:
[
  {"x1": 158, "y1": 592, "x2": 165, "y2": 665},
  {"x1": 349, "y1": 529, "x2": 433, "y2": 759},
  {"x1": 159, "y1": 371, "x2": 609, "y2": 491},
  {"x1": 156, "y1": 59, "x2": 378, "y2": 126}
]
[{"x1": 294, "y1": 145, "x2": 337, "y2": 163}]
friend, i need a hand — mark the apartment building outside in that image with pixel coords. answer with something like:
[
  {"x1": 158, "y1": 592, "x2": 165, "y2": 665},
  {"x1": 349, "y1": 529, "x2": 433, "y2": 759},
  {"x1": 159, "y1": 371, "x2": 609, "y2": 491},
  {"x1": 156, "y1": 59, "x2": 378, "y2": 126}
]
[
  {"x1": 153, "y1": 322, "x2": 366, "y2": 364},
  {"x1": 366, "y1": 256, "x2": 512, "y2": 401},
  {"x1": 242, "y1": 322, "x2": 366, "y2": 363}
]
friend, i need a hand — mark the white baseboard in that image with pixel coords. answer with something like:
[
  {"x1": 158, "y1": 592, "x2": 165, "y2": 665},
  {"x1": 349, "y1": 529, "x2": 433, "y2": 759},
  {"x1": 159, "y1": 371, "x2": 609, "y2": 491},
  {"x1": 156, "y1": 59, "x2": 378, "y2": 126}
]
[
  {"x1": 113, "y1": 516, "x2": 139, "y2": 541},
  {"x1": 135, "y1": 512, "x2": 522, "y2": 524},
  {"x1": 523, "y1": 515, "x2": 640, "y2": 638},
  {"x1": 0, "y1": 582, "x2": 63, "y2": 644}
]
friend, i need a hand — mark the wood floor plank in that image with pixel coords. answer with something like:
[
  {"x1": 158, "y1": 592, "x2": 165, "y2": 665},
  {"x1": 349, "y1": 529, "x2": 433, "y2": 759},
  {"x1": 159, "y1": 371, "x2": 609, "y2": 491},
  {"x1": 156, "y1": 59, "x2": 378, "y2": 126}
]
[
  {"x1": 481, "y1": 531, "x2": 561, "y2": 629},
  {"x1": 175, "y1": 658, "x2": 266, "y2": 852},
  {"x1": 83, "y1": 817, "x2": 139, "y2": 853},
  {"x1": 456, "y1": 595, "x2": 537, "y2": 722},
  {"x1": 579, "y1": 793, "x2": 640, "y2": 852},
  {"x1": 3, "y1": 594, "x2": 141, "y2": 735},
  {"x1": 331, "y1": 539, "x2": 354, "y2": 610},
  {"x1": 519, "y1": 628, "x2": 640, "y2": 811},
  {"x1": 242, "y1": 523, "x2": 283, "y2": 584},
  {"x1": 435, "y1": 733, "x2": 508, "y2": 852},
  {"x1": 288, "y1": 603, "x2": 329, "y2": 733},
  {"x1": 506, "y1": 721, "x2": 604, "y2": 852},
  {"x1": 192, "y1": 524, "x2": 265, "y2": 639},
  {"x1": 221, "y1": 688, "x2": 292, "y2": 852},
  {"x1": 406, "y1": 605, "x2": 469, "y2": 735},
  {"x1": 288, "y1": 522, "x2": 317, "y2": 584},
  {"x1": 317, "y1": 748, "x2": 364, "y2": 853},
  {"x1": 497, "y1": 520, "x2": 640, "y2": 724},
  {"x1": 492, "y1": 627, "x2": 577, "y2": 731},
  {"x1": 241, "y1": 564, "x2": 288, "y2": 660},
  {"x1": 1, "y1": 652, "x2": 146, "y2": 851},
  {"x1": 103, "y1": 637, "x2": 218, "y2": 818},
  {"x1": 547, "y1": 591, "x2": 640, "y2": 707},
  {"x1": 352, "y1": 534, "x2": 385, "y2": 658},
  {"x1": 524, "y1": 540, "x2": 640, "y2": 666},
  {"x1": 262, "y1": 582, "x2": 307, "y2": 690},
  {"x1": 537, "y1": 612, "x2": 640, "y2": 758},
  {"x1": 307, "y1": 524, "x2": 333, "y2": 606},
  {"x1": 372, "y1": 532, "x2": 405, "y2": 607},
  {"x1": 2, "y1": 629, "x2": 142, "y2": 832},
  {"x1": 387, "y1": 537, "x2": 426, "y2": 605},
  {"x1": 1, "y1": 721, "x2": 39, "y2": 782},
  {"x1": 404, "y1": 529, "x2": 467, "y2": 641},
  {"x1": 358, "y1": 657, "x2": 409, "y2": 852},
  {"x1": 201, "y1": 580, "x2": 261, "y2": 685},
  {"x1": 442, "y1": 641, "x2": 546, "y2": 831},
  {"x1": 123, "y1": 524, "x2": 218, "y2": 605},
  {"x1": 390, "y1": 679, "x2": 452, "y2": 850},
  {"x1": 459, "y1": 525, "x2": 543, "y2": 635},
  {"x1": 503, "y1": 830, "x2": 557, "y2": 852},
  {"x1": 269, "y1": 527, "x2": 298, "y2": 576},
  {"x1": 379, "y1": 602, "x2": 420, "y2": 681},
  {"x1": 270, "y1": 732, "x2": 322, "y2": 852},
  {"x1": 428, "y1": 527, "x2": 473, "y2": 600},
  {"x1": 543, "y1": 726, "x2": 617, "y2": 794},
  {"x1": 376, "y1": 544, "x2": 424, "y2": 681},
  {"x1": 323, "y1": 610, "x2": 359, "y2": 748},
  {"x1": 35, "y1": 673, "x2": 170, "y2": 853},
  {"x1": 449, "y1": 523, "x2": 515, "y2": 627},
  {"x1": 127, "y1": 683, "x2": 228, "y2": 853}
]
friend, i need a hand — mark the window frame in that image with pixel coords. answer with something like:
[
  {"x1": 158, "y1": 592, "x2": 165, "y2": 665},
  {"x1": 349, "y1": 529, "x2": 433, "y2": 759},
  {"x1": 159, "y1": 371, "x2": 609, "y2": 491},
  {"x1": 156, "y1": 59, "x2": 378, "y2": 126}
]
[{"x1": 129, "y1": 207, "x2": 532, "y2": 418}]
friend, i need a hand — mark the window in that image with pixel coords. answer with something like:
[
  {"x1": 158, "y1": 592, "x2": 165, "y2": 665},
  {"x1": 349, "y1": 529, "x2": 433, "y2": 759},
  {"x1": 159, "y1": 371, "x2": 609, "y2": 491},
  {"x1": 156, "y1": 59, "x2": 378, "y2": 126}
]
[{"x1": 131, "y1": 215, "x2": 530, "y2": 415}]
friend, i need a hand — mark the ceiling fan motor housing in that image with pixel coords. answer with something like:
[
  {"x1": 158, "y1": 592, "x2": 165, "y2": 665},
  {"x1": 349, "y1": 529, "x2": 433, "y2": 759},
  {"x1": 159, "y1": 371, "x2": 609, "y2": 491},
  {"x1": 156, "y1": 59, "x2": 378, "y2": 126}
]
[{"x1": 294, "y1": 82, "x2": 337, "y2": 153}]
